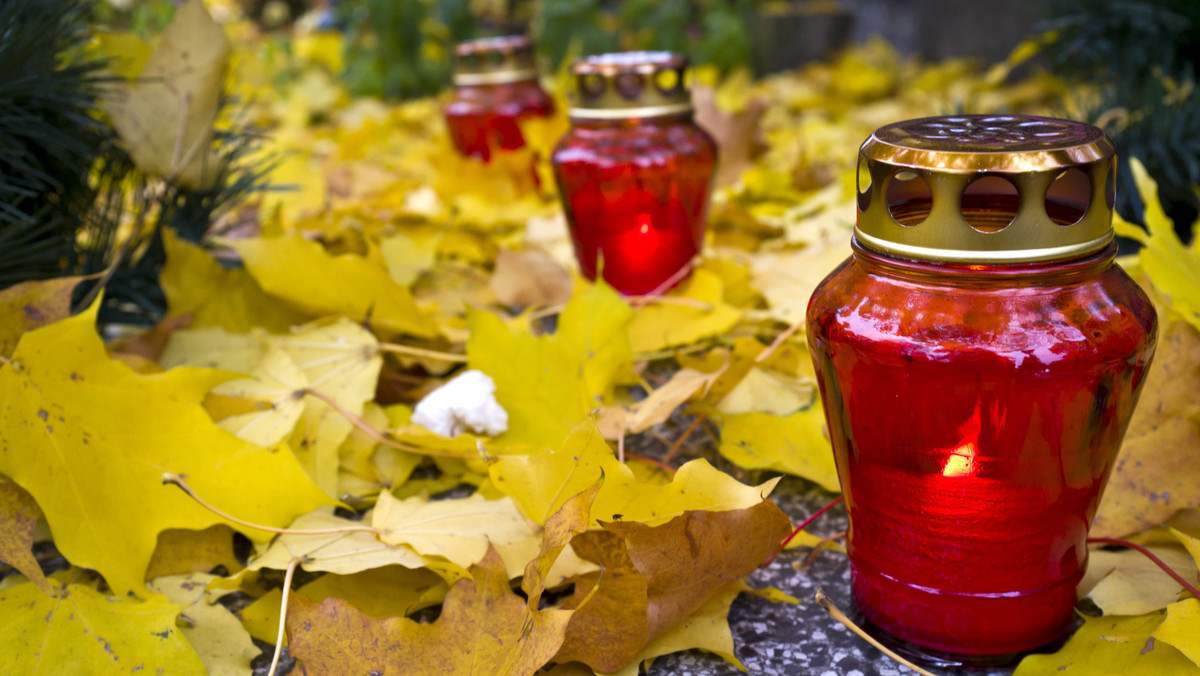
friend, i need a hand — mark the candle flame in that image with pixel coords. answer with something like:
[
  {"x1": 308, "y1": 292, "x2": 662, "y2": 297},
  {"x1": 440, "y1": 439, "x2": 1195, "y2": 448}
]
[
  {"x1": 942, "y1": 441, "x2": 979, "y2": 477},
  {"x1": 637, "y1": 213, "x2": 651, "y2": 234},
  {"x1": 941, "y1": 405, "x2": 982, "y2": 477}
]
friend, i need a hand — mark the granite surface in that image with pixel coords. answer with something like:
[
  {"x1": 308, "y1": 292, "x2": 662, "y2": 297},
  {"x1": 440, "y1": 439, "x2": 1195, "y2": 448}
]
[{"x1": 645, "y1": 476, "x2": 1014, "y2": 676}]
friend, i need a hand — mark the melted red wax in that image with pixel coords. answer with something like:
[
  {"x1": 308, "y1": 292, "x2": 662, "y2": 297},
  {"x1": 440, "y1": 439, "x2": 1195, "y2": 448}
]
[
  {"x1": 806, "y1": 242, "x2": 1157, "y2": 656},
  {"x1": 551, "y1": 115, "x2": 716, "y2": 295}
]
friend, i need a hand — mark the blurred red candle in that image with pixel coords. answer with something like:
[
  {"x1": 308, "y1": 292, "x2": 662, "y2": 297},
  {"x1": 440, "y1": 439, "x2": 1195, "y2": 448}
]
[
  {"x1": 806, "y1": 116, "x2": 1157, "y2": 662},
  {"x1": 551, "y1": 52, "x2": 716, "y2": 295},
  {"x1": 444, "y1": 36, "x2": 553, "y2": 162}
]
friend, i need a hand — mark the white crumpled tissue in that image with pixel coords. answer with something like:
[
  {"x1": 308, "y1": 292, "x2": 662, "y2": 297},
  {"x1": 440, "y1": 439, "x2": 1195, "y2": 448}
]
[{"x1": 411, "y1": 369, "x2": 508, "y2": 438}]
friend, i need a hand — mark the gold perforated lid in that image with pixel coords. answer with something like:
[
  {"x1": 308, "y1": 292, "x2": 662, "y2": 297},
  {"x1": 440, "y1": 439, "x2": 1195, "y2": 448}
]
[
  {"x1": 453, "y1": 36, "x2": 539, "y2": 86},
  {"x1": 855, "y1": 115, "x2": 1118, "y2": 263},
  {"x1": 567, "y1": 52, "x2": 693, "y2": 120}
]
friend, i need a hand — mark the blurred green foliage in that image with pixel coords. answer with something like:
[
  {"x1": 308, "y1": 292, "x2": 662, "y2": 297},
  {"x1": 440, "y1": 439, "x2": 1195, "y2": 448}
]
[
  {"x1": 340, "y1": 0, "x2": 475, "y2": 99},
  {"x1": 337, "y1": 0, "x2": 758, "y2": 100}
]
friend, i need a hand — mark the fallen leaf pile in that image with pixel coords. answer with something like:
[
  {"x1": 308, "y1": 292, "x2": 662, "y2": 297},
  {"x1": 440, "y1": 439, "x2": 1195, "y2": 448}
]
[{"x1": 1, "y1": 2, "x2": 1198, "y2": 674}]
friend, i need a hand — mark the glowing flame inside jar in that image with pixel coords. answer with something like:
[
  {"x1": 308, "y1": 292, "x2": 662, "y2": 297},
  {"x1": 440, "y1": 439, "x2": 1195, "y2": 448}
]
[{"x1": 941, "y1": 406, "x2": 982, "y2": 478}]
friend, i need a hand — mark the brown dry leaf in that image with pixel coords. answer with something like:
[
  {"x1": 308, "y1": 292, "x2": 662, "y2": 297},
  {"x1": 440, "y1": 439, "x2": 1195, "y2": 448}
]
[
  {"x1": 555, "y1": 501, "x2": 791, "y2": 672},
  {"x1": 554, "y1": 530, "x2": 650, "y2": 672},
  {"x1": 0, "y1": 277, "x2": 82, "y2": 358},
  {"x1": 108, "y1": 315, "x2": 194, "y2": 364},
  {"x1": 144, "y1": 524, "x2": 243, "y2": 581},
  {"x1": 287, "y1": 546, "x2": 573, "y2": 676},
  {"x1": 1093, "y1": 318, "x2": 1200, "y2": 537},
  {"x1": 489, "y1": 247, "x2": 574, "y2": 308},
  {"x1": 609, "y1": 500, "x2": 792, "y2": 641},
  {"x1": 611, "y1": 581, "x2": 750, "y2": 676},
  {"x1": 105, "y1": 0, "x2": 229, "y2": 188},
  {"x1": 0, "y1": 475, "x2": 50, "y2": 594},
  {"x1": 693, "y1": 83, "x2": 767, "y2": 187}
]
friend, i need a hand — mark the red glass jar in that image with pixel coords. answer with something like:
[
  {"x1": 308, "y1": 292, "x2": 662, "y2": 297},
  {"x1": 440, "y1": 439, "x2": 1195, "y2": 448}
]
[
  {"x1": 551, "y1": 53, "x2": 717, "y2": 295},
  {"x1": 806, "y1": 116, "x2": 1157, "y2": 661},
  {"x1": 444, "y1": 36, "x2": 554, "y2": 162}
]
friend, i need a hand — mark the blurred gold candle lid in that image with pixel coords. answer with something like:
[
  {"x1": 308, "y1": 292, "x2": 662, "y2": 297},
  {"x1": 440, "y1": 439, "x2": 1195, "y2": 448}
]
[
  {"x1": 567, "y1": 52, "x2": 693, "y2": 121},
  {"x1": 453, "y1": 36, "x2": 539, "y2": 86},
  {"x1": 856, "y1": 115, "x2": 1117, "y2": 264}
]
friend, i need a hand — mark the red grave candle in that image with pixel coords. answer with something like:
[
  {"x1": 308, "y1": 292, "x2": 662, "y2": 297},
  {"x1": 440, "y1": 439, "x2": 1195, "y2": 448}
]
[
  {"x1": 551, "y1": 52, "x2": 717, "y2": 295},
  {"x1": 806, "y1": 116, "x2": 1157, "y2": 662},
  {"x1": 444, "y1": 36, "x2": 554, "y2": 162}
]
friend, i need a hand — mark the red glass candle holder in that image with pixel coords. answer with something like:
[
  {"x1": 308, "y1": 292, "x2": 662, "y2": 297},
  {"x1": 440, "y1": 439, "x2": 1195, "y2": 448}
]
[
  {"x1": 806, "y1": 116, "x2": 1158, "y2": 662},
  {"x1": 444, "y1": 36, "x2": 554, "y2": 162},
  {"x1": 551, "y1": 52, "x2": 717, "y2": 295}
]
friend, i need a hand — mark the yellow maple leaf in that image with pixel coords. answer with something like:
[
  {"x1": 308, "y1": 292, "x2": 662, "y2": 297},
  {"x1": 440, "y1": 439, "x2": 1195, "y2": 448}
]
[
  {"x1": 1153, "y1": 599, "x2": 1200, "y2": 668},
  {"x1": 0, "y1": 580, "x2": 204, "y2": 674},
  {"x1": 161, "y1": 230, "x2": 309, "y2": 333},
  {"x1": 1014, "y1": 612, "x2": 1197, "y2": 675},
  {"x1": 490, "y1": 419, "x2": 780, "y2": 527},
  {"x1": 1081, "y1": 547, "x2": 1197, "y2": 616},
  {"x1": 718, "y1": 407, "x2": 840, "y2": 492},
  {"x1": 231, "y1": 233, "x2": 437, "y2": 339},
  {"x1": 627, "y1": 269, "x2": 742, "y2": 355},
  {"x1": 1114, "y1": 158, "x2": 1200, "y2": 332},
  {"x1": 0, "y1": 304, "x2": 333, "y2": 596},
  {"x1": 467, "y1": 282, "x2": 635, "y2": 449},
  {"x1": 372, "y1": 491, "x2": 541, "y2": 579},
  {"x1": 145, "y1": 573, "x2": 259, "y2": 676}
]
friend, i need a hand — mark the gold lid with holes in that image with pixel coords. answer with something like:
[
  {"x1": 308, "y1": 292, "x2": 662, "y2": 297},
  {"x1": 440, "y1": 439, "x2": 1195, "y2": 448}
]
[
  {"x1": 453, "y1": 36, "x2": 539, "y2": 86},
  {"x1": 567, "y1": 52, "x2": 693, "y2": 120},
  {"x1": 855, "y1": 115, "x2": 1118, "y2": 264}
]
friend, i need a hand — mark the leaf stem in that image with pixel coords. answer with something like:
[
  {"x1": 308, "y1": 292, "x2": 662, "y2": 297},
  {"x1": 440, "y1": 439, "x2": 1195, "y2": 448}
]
[
  {"x1": 781, "y1": 496, "x2": 844, "y2": 550},
  {"x1": 627, "y1": 295, "x2": 714, "y2": 312},
  {"x1": 299, "y1": 388, "x2": 458, "y2": 457},
  {"x1": 800, "y1": 529, "x2": 847, "y2": 569},
  {"x1": 663, "y1": 415, "x2": 705, "y2": 465},
  {"x1": 376, "y1": 342, "x2": 469, "y2": 362},
  {"x1": 625, "y1": 452, "x2": 676, "y2": 475},
  {"x1": 269, "y1": 556, "x2": 301, "y2": 676},
  {"x1": 756, "y1": 317, "x2": 805, "y2": 364},
  {"x1": 638, "y1": 259, "x2": 695, "y2": 299},
  {"x1": 161, "y1": 473, "x2": 378, "y2": 535},
  {"x1": 1087, "y1": 537, "x2": 1200, "y2": 599},
  {"x1": 815, "y1": 588, "x2": 937, "y2": 676}
]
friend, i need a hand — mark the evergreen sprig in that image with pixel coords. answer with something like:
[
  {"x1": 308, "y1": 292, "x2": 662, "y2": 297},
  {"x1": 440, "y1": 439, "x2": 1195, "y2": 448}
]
[
  {"x1": 0, "y1": 0, "x2": 113, "y2": 289},
  {"x1": 1038, "y1": 0, "x2": 1200, "y2": 229}
]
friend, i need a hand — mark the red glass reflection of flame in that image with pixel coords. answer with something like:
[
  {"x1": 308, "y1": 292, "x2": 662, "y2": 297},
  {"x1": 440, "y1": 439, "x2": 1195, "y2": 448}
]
[{"x1": 807, "y1": 244, "x2": 1157, "y2": 658}]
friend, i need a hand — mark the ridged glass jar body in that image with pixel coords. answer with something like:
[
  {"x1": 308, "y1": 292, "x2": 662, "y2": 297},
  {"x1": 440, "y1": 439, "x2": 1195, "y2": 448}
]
[
  {"x1": 806, "y1": 241, "x2": 1157, "y2": 657},
  {"x1": 551, "y1": 114, "x2": 716, "y2": 295},
  {"x1": 443, "y1": 80, "x2": 554, "y2": 161}
]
